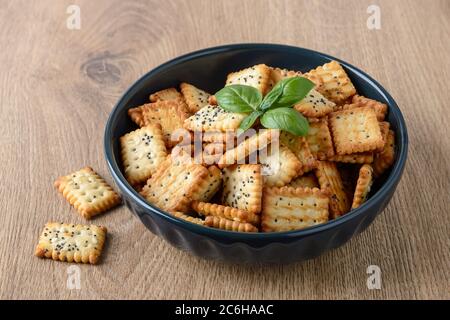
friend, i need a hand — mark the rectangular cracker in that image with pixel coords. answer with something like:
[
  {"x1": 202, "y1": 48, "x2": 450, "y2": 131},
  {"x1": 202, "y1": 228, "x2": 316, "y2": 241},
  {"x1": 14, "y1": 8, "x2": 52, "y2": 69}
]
[
  {"x1": 140, "y1": 155, "x2": 209, "y2": 212},
  {"x1": 261, "y1": 187, "x2": 329, "y2": 232},
  {"x1": 315, "y1": 161, "x2": 350, "y2": 218},
  {"x1": 120, "y1": 124, "x2": 168, "y2": 185},
  {"x1": 192, "y1": 201, "x2": 260, "y2": 225},
  {"x1": 373, "y1": 129, "x2": 395, "y2": 177},
  {"x1": 149, "y1": 87, "x2": 182, "y2": 102},
  {"x1": 180, "y1": 82, "x2": 211, "y2": 113},
  {"x1": 351, "y1": 164, "x2": 374, "y2": 209},
  {"x1": 192, "y1": 165, "x2": 222, "y2": 202},
  {"x1": 184, "y1": 104, "x2": 247, "y2": 132},
  {"x1": 259, "y1": 144, "x2": 302, "y2": 187},
  {"x1": 377, "y1": 121, "x2": 390, "y2": 152},
  {"x1": 280, "y1": 132, "x2": 317, "y2": 174},
  {"x1": 205, "y1": 216, "x2": 258, "y2": 232},
  {"x1": 327, "y1": 152, "x2": 374, "y2": 164},
  {"x1": 35, "y1": 223, "x2": 107, "y2": 264},
  {"x1": 169, "y1": 211, "x2": 205, "y2": 226},
  {"x1": 54, "y1": 167, "x2": 121, "y2": 219},
  {"x1": 222, "y1": 164, "x2": 263, "y2": 214},
  {"x1": 306, "y1": 119, "x2": 335, "y2": 160},
  {"x1": 329, "y1": 107, "x2": 384, "y2": 155},
  {"x1": 303, "y1": 60, "x2": 356, "y2": 104},
  {"x1": 218, "y1": 129, "x2": 278, "y2": 168},
  {"x1": 352, "y1": 95, "x2": 388, "y2": 121},
  {"x1": 226, "y1": 64, "x2": 271, "y2": 95},
  {"x1": 294, "y1": 88, "x2": 336, "y2": 118},
  {"x1": 287, "y1": 172, "x2": 319, "y2": 189}
]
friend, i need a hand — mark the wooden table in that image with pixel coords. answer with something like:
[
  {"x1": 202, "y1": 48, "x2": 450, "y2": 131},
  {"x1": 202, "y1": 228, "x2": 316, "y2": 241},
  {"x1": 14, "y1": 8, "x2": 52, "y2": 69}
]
[{"x1": 1, "y1": 0, "x2": 448, "y2": 300}]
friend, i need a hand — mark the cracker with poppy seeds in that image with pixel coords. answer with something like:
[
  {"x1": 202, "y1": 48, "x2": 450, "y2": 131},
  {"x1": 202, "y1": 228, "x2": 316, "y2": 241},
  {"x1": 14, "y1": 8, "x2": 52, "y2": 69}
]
[
  {"x1": 140, "y1": 155, "x2": 209, "y2": 213},
  {"x1": 315, "y1": 161, "x2": 350, "y2": 218},
  {"x1": 259, "y1": 144, "x2": 302, "y2": 187},
  {"x1": 261, "y1": 187, "x2": 329, "y2": 232},
  {"x1": 294, "y1": 88, "x2": 336, "y2": 118},
  {"x1": 205, "y1": 216, "x2": 258, "y2": 232},
  {"x1": 54, "y1": 167, "x2": 121, "y2": 219},
  {"x1": 192, "y1": 166, "x2": 222, "y2": 202},
  {"x1": 192, "y1": 201, "x2": 260, "y2": 225},
  {"x1": 184, "y1": 104, "x2": 247, "y2": 132},
  {"x1": 373, "y1": 129, "x2": 395, "y2": 177},
  {"x1": 288, "y1": 172, "x2": 319, "y2": 189},
  {"x1": 267, "y1": 67, "x2": 302, "y2": 90},
  {"x1": 222, "y1": 164, "x2": 263, "y2": 214},
  {"x1": 329, "y1": 107, "x2": 384, "y2": 155},
  {"x1": 180, "y1": 82, "x2": 211, "y2": 113},
  {"x1": 352, "y1": 95, "x2": 388, "y2": 121},
  {"x1": 170, "y1": 211, "x2": 205, "y2": 226},
  {"x1": 202, "y1": 129, "x2": 236, "y2": 144},
  {"x1": 218, "y1": 129, "x2": 277, "y2": 168},
  {"x1": 351, "y1": 164, "x2": 374, "y2": 209},
  {"x1": 306, "y1": 119, "x2": 335, "y2": 160},
  {"x1": 120, "y1": 124, "x2": 167, "y2": 185},
  {"x1": 327, "y1": 152, "x2": 374, "y2": 164},
  {"x1": 303, "y1": 60, "x2": 356, "y2": 104},
  {"x1": 226, "y1": 64, "x2": 271, "y2": 95},
  {"x1": 149, "y1": 87, "x2": 182, "y2": 102},
  {"x1": 280, "y1": 132, "x2": 317, "y2": 174},
  {"x1": 35, "y1": 223, "x2": 107, "y2": 264}
]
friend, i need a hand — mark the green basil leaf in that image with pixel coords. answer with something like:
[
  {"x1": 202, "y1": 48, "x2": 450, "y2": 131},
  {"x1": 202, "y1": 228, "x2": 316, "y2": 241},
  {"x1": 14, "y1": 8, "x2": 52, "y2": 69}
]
[
  {"x1": 262, "y1": 77, "x2": 315, "y2": 110},
  {"x1": 239, "y1": 110, "x2": 264, "y2": 131},
  {"x1": 260, "y1": 107, "x2": 309, "y2": 136},
  {"x1": 215, "y1": 84, "x2": 262, "y2": 113},
  {"x1": 259, "y1": 85, "x2": 283, "y2": 111}
]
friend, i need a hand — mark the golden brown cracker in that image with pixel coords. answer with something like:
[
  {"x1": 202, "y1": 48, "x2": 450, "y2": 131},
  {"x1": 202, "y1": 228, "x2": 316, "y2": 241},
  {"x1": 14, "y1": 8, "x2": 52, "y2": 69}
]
[
  {"x1": 351, "y1": 164, "x2": 374, "y2": 209},
  {"x1": 352, "y1": 95, "x2": 388, "y2": 121},
  {"x1": 280, "y1": 132, "x2": 317, "y2": 174},
  {"x1": 193, "y1": 165, "x2": 222, "y2": 202},
  {"x1": 180, "y1": 82, "x2": 211, "y2": 113},
  {"x1": 184, "y1": 104, "x2": 247, "y2": 132},
  {"x1": 373, "y1": 129, "x2": 396, "y2": 177},
  {"x1": 226, "y1": 64, "x2": 271, "y2": 95},
  {"x1": 306, "y1": 119, "x2": 335, "y2": 160},
  {"x1": 259, "y1": 144, "x2": 302, "y2": 187},
  {"x1": 205, "y1": 216, "x2": 258, "y2": 232},
  {"x1": 287, "y1": 172, "x2": 319, "y2": 189},
  {"x1": 294, "y1": 88, "x2": 336, "y2": 118},
  {"x1": 192, "y1": 201, "x2": 259, "y2": 225},
  {"x1": 149, "y1": 88, "x2": 182, "y2": 102},
  {"x1": 327, "y1": 152, "x2": 374, "y2": 164},
  {"x1": 170, "y1": 211, "x2": 205, "y2": 226}
]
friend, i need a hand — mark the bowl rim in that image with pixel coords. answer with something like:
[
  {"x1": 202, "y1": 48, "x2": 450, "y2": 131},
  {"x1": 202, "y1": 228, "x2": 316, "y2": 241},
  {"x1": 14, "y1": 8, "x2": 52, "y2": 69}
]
[{"x1": 104, "y1": 43, "x2": 408, "y2": 241}]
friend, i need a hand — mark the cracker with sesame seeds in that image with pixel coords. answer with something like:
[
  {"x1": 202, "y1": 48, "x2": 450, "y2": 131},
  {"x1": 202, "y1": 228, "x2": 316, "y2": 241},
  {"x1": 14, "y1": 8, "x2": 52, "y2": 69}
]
[
  {"x1": 294, "y1": 88, "x2": 336, "y2": 118},
  {"x1": 54, "y1": 167, "x2": 121, "y2": 219},
  {"x1": 287, "y1": 172, "x2": 319, "y2": 189},
  {"x1": 120, "y1": 124, "x2": 167, "y2": 185},
  {"x1": 327, "y1": 152, "x2": 374, "y2": 164},
  {"x1": 315, "y1": 161, "x2": 350, "y2": 218},
  {"x1": 140, "y1": 155, "x2": 209, "y2": 213},
  {"x1": 192, "y1": 166, "x2": 222, "y2": 202},
  {"x1": 149, "y1": 87, "x2": 182, "y2": 102},
  {"x1": 226, "y1": 64, "x2": 271, "y2": 95},
  {"x1": 303, "y1": 60, "x2": 356, "y2": 104},
  {"x1": 192, "y1": 201, "x2": 260, "y2": 225},
  {"x1": 35, "y1": 223, "x2": 107, "y2": 264},
  {"x1": 261, "y1": 187, "x2": 329, "y2": 232},
  {"x1": 205, "y1": 216, "x2": 258, "y2": 232},
  {"x1": 184, "y1": 104, "x2": 247, "y2": 132},
  {"x1": 351, "y1": 164, "x2": 374, "y2": 209},
  {"x1": 352, "y1": 95, "x2": 388, "y2": 121},
  {"x1": 222, "y1": 164, "x2": 263, "y2": 214},
  {"x1": 180, "y1": 82, "x2": 211, "y2": 113},
  {"x1": 329, "y1": 107, "x2": 384, "y2": 155},
  {"x1": 259, "y1": 144, "x2": 302, "y2": 187},
  {"x1": 306, "y1": 119, "x2": 335, "y2": 160},
  {"x1": 169, "y1": 211, "x2": 205, "y2": 226},
  {"x1": 280, "y1": 132, "x2": 317, "y2": 174},
  {"x1": 202, "y1": 130, "x2": 236, "y2": 144},
  {"x1": 373, "y1": 129, "x2": 395, "y2": 177},
  {"x1": 218, "y1": 129, "x2": 278, "y2": 168}
]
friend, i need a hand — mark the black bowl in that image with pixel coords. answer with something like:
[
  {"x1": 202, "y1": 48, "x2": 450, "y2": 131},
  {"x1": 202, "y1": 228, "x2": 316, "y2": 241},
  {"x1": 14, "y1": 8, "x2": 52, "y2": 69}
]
[{"x1": 104, "y1": 44, "x2": 408, "y2": 264}]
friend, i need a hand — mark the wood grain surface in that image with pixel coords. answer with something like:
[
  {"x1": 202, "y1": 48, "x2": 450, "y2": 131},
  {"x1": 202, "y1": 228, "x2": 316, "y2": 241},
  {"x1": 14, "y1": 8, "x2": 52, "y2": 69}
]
[{"x1": 0, "y1": 0, "x2": 448, "y2": 300}]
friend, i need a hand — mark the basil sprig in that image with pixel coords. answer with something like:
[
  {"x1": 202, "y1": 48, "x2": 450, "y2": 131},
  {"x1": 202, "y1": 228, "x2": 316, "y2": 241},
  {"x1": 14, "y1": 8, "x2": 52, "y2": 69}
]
[{"x1": 215, "y1": 76, "x2": 314, "y2": 135}]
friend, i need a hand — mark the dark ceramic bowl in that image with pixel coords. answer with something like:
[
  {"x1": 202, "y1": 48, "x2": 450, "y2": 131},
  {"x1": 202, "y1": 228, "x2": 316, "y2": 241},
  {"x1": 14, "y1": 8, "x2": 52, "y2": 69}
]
[{"x1": 104, "y1": 44, "x2": 408, "y2": 264}]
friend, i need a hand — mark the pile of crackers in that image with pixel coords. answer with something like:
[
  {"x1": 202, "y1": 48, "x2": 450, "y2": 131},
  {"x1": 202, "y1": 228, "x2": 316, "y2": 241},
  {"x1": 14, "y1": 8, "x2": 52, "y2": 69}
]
[{"x1": 120, "y1": 61, "x2": 396, "y2": 233}]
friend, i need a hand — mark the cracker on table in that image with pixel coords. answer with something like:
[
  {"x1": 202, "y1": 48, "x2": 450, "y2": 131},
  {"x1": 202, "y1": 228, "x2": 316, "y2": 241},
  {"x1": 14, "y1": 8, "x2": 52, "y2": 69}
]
[
  {"x1": 184, "y1": 104, "x2": 247, "y2": 132},
  {"x1": 54, "y1": 167, "x2": 121, "y2": 219},
  {"x1": 149, "y1": 88, "x2": 182, "y2": 102},
  {"x1": 140, "y1": 155, "x2": 209, "y2": 213},
  {"x1": 169, "y1": 211, "x2": 205, "y2": 226},
  {"x1": 373, "y1": 129, "x2": 396, "y2": 177},
  {"x1": 205, "y1": 216, "x2": 258, "y2": 232},
  {"x1": 192, "y1": 165, "x2": 222, "y2": 202},
  {"x1": 287, "y1": 172, "x2": 319, "y2": 189},
  {"x1": 351, "y1": 164, "x2": 374, "y2": 209},
  {"x1": 315, "y1": 161, "x2": 350, "y2": 218},
  {"x1": 329, "y1": 107, "x2": 384, "y2": 155},
  {"x1": 192, "y1": 201, "x2": 260, "y2": 225},
  {"x1": 226, "y1": 64, "x2": 271, "y2": 95},
  {"x1": 280, "y1": 132, "x2": 317, "y2": 174},
  {"x1": 259, "y1": 144, "x2": 302, "y2": 187},
  {"x1": 222, "y1": 164, "x2": 263, "y2": 214},
  {"x1": 294, "y1": 88, "x2": 336, "y2": 118},
  {"x1": 306, "y1": 119, "x2": 335, "y2": 160},
  {"x1": 35, "y1": 222, "x2": 107, "y2": 264},
  {"x1": 261, "y1": 187, "x2": 329, "y2": 232},
  {"x1": 303, "y1": 60, "x2": 356, "y2": 104},
  {"x1": 180, "y1": 82, "x2": 211, "y2": 113},
  {"x1": 120, "y1": 124, "x2": 167, "y2": 185}
]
